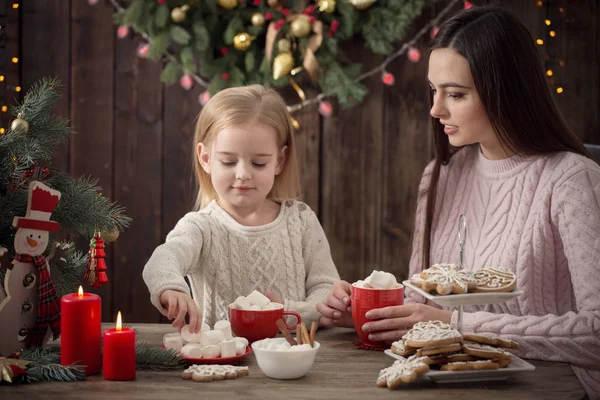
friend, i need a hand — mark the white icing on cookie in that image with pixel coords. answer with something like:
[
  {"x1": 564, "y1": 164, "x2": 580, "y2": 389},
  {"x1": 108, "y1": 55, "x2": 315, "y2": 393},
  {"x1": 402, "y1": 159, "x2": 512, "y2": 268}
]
[
  {"x1": 474, "y1": 267, "x2": 516, "y2": 291},
  {"x1": 422, "y1": 264, "x2": 477, "y2": 295},
  {"x1": 378, "y1": 355, "x2": 429, "y2": 385},
  {"x1": 402, "y1": 321, "x2": 462, "y2": 345}
]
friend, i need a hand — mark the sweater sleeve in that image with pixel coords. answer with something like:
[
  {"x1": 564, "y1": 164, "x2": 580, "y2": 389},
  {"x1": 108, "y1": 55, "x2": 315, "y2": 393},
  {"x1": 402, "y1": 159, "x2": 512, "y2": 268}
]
[
  {"x1": 452, "y1": 166, "x2": 600, "y2": 372},
  {"x1": 405, "y1": 161, "x2": 435, "y2": 305},
  {"x1": 284, "y1": 205, "x2": 340, "y2": 327},
  {"x1": 142, "y1": 212, "x2": 205, "y2": 316}
]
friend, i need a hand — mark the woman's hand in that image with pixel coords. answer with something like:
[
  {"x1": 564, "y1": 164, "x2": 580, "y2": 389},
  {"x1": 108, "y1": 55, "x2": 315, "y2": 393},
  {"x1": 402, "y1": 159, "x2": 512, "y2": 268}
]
[
  {"x1": 316, "y1": 280, "x2": 354, "y2": 328},
  {"x1": 160, "y1": 289, "x2": 202, "y2": 333},
  {"x1": 360, "y1": 303, "x2": 453, "y2": 342}
]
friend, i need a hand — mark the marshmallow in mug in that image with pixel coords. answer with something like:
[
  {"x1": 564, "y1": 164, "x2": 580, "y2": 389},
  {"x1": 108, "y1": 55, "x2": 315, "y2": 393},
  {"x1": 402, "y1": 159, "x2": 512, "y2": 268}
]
[
  {"x1": 354, "y1": 270, "x2": 401, "y2": 289},
  {"x1": 253, "y1": 338, "x2": 313, "y2": 352},
  {"x1": 231, "y1": 290, "x2": 284, "y2": 310}
]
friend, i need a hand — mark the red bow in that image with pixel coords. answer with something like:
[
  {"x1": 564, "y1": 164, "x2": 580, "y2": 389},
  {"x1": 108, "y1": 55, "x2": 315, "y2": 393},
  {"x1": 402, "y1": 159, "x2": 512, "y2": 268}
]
[{"x1": 13, "y1": 254, "x2": 61, "y2": 346}]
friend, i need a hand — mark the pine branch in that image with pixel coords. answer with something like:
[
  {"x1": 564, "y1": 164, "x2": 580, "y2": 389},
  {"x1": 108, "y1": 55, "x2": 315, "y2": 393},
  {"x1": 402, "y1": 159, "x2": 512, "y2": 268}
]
[
  {"x1": 135, "y1": 342, "x2": 186, "y2": 371},
  {"x1": 25, "y1": 363, "x2": 86, "y2": 383},
  {"x1": 19, "y1": 346, "x2": 60, "y2": 364}
]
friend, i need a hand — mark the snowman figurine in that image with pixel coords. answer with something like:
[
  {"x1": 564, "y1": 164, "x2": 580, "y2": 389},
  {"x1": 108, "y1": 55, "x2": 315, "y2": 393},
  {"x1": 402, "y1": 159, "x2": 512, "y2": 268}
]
[{"x1": 0, "y1": 181, "x2": 62, "y2": 356}]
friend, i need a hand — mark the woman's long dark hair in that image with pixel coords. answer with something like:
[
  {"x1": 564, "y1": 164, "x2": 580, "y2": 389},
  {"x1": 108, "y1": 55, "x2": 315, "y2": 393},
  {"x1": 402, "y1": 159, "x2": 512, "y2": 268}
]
[{"x1": 422, "y1": 6, "x2": 596, "y2": 270}]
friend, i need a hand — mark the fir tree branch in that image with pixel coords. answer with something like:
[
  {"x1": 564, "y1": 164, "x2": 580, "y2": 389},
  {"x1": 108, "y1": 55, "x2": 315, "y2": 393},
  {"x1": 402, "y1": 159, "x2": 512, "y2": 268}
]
[{"x1": 135, "y1": 341, "x2": 186, "y2": 371}]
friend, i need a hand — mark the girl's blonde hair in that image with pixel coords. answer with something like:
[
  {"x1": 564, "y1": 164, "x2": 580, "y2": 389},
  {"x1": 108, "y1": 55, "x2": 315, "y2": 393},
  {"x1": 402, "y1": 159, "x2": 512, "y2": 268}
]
[{"x1": 193, "y1": 84, "x2": 301, "y2": 210}]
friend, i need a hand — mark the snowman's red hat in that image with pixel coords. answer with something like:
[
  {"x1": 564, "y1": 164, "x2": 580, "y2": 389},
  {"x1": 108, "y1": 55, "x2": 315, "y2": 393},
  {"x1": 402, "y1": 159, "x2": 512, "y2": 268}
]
[{"x1": 12, "y1": 181, "x2": 61, "y2": 232}]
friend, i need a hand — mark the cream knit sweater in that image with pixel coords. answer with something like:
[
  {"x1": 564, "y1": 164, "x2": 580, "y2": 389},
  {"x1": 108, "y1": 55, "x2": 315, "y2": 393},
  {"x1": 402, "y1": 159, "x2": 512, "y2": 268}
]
[
  {"x1": 143, "y1": 200, "x2": 339, "y2": 327},
  {"x1": 406, "y1": 145, "x2": 600, "y2": 398}
]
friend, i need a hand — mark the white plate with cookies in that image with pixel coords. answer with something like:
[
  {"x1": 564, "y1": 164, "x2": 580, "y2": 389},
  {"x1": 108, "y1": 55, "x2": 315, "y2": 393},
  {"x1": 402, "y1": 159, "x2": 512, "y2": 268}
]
[
  {"x1": 384, "y1": 349, "x2": 535, "y2": 383},
  {"x1": 403, "y1": 280, "x2": 523, "y2": 307}
]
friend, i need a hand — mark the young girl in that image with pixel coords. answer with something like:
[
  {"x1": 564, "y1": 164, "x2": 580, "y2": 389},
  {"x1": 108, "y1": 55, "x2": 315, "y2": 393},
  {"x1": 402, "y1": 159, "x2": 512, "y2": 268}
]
[
  {"x1": 317, "y1": 6, "x2": 600, "y2": 396},
  {"x1": 143, "y1": 85, "x2": 339, "y2": 334}
]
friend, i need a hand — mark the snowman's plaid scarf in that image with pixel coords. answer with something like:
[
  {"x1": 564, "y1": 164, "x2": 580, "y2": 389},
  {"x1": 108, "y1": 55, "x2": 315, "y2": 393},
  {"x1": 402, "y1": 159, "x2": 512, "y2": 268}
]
[{"x1": 13, "y1": 254, "x2": 61, "y2": 346}]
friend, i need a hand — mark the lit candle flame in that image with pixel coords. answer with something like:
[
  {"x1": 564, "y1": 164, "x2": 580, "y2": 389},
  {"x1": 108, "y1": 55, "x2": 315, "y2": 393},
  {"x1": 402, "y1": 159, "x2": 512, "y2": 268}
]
[
  {"x1": 78, "y1": 286, "x2": 84, "y2": 297},
  {"x1": 116, "y1": 311, "x2": 122, "y2": 331}
]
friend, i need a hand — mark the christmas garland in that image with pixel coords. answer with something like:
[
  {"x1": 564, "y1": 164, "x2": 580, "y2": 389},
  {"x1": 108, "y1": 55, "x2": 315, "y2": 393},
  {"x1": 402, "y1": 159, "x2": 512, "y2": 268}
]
[
  {"x1": 1, "y1": 335, "x2": 185, "y2": 384},
  {"x1": 111, "y1": 0, "x2": 434, "y2": 107}
]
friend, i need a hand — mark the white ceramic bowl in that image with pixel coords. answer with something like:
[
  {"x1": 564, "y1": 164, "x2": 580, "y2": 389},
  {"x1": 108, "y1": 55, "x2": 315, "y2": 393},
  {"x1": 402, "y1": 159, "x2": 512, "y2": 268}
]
[{"x1": 251, "y1": 337, "x2": 320, "y2": 379}]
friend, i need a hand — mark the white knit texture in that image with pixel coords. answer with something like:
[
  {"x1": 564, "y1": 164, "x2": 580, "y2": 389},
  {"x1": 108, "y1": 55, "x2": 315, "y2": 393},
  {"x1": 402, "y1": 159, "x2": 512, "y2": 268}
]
[
  {"x1": 143, "y1": 200, "x2": 339, "y2": 327},
  {"x1": 406, "y1": 145, "x2": 600, "y2": 398}
]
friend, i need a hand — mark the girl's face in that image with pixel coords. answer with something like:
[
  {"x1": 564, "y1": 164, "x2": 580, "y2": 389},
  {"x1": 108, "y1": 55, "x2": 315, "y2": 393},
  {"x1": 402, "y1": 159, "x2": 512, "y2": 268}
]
[
  {"x1": 198, "y1": 120, "x2": 286, "y2": 212},
  {"x1": 428, "y1": 48, "x2": 506, "y2": 160}
]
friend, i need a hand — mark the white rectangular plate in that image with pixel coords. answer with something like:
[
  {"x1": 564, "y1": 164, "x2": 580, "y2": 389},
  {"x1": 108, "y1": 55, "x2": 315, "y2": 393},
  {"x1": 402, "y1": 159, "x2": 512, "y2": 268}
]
[
  {"x1": 384, "y1": 349, "x2": 535, "y2": 383},
  {"x1": 402, "y1": 281, "x2": 523, "y2": 307}
]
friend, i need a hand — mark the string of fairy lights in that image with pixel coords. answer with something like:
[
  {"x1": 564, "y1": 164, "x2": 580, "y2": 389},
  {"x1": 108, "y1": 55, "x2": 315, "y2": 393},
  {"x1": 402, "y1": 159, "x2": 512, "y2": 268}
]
[
  {"x1": 0, "y1": 1, "x2": 21, "y2": 135},
  {"x1": 535, "y1": 0, "x2": 566, "y2": 95}
]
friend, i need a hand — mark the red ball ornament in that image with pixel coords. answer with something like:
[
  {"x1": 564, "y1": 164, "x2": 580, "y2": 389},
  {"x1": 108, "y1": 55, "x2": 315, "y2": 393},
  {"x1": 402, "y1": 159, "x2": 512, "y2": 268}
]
[
  {"x1": 431, "y1": 25, "x2": 439, "y2": 38},
  {"x1": 180, "y1": 75, "x2": 193, "y2": 91},
  {"x1": 222, "y1": 73, "x2": 229, "y2": 80},
  {"x1": 137, "y1": 43, "x2": 149, "y2": 58},
  {"x1": 265, "y1": 12, "x2": 272, "y2": 20},
  {"x1": 318, "y1": 101, "x2": 333, "y2": 117},
  {"x1": 117, "y1": 25, "x2": 129, "y2": 39},
  {"x1": 464, "y1": 1, "x2": 473, "y2": 9},
  {"x1": 221, "y1": 47, "x2": 229, "y2": 55}
]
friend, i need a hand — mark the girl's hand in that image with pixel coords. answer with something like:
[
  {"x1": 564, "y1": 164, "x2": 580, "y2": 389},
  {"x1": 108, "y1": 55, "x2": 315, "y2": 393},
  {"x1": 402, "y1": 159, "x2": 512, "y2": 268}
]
[
  {"x1": 360, "y1": 303, "x2": 452, "y2": 342},
  {"x1": 160, "y1": 289, "x2": 202, "y2": 333},
  {"x1": 316, "y1": 280, "x2": 354, "y2": 328}
]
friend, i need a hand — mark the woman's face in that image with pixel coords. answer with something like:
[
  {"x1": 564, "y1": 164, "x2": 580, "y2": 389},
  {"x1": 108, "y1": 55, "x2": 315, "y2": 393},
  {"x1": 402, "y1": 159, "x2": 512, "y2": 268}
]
[{"x1": 428, "y1": 48, "x2": 507, "y2": 160}]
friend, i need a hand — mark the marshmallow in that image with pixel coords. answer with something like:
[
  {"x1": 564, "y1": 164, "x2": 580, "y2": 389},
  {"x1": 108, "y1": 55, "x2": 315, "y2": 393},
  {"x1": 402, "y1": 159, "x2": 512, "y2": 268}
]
[
  {"x1": 220, "y1": 339, "x2": 237, "y2": 358},
  {"x1": 263, "y1": 302, "x2": 283, "y2": 310},
  {"x1": 235, "y1": 340, "x2": 246, "y2": 355},
  {"x1": 249, "y1": 304, "x2": 262, "y2": 310},
  {"x1": 201, "y1": 323, "x2": 211, "y2": 332},
  {"x1": 181, "y1": 344, "x2": 204, "y2": 358},
  {"x1": 364, "y1": 270, "x2": 398, "y2": 289},
  {"x1": 199, "y1": 330, "x2": 225, "y2": 346},
  {"x1": 232, "y1": 295, "x2": 252, "y2": 310},
  {"x1": 246, "y1": 290, "x2": 271, "y2": 308},
  {"x1": 214, "y1": 320, "x2": 232, "y2": 340},
  {"x1": 202, "y1": 344, "x2": 221, "y2": 358},
  {"x1": 289, "y1": 344, "x2": 312, "y2": 351},
  {"x1": 180, "y1": 324, "x2": 201, "y2": 343},
  {"x1": 163, "y1": 332, "x2": 183, "y2": 353},
  {"x1": 234, "y1": 337, "x2": 249, "y2": 348}
]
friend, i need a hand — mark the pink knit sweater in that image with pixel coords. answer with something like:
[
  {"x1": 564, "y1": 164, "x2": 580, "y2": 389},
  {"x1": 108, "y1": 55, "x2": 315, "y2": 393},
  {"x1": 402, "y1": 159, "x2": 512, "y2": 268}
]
[{"x1": 406, "y1": 145, "x2": 600, "y2": 397}]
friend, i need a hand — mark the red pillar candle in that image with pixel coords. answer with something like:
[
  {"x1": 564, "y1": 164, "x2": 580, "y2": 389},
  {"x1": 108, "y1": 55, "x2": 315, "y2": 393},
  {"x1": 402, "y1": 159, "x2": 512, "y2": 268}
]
[
  {"x1": 60, "y1": 286, "x2": 101, "y2": 375},
  {"x1": 103, "y1": 311, "x2": 136, "y2": 381}
]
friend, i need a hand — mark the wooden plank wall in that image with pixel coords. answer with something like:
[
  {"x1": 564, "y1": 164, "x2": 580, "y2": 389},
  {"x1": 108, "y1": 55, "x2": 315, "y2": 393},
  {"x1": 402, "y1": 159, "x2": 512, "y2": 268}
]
[{"x1": 17, "y1": 0, "x2": 600, "y2": 322}]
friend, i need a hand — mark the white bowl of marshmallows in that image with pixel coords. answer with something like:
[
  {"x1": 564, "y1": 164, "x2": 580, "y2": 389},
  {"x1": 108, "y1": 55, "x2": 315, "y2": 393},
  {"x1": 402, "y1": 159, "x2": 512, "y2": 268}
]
[{"x1": 251, "y1": 337, "x2": 320, "y2": 379}]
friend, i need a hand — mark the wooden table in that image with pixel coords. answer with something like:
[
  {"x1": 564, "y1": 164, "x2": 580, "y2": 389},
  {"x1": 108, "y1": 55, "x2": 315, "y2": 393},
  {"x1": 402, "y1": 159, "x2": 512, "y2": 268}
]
[{"x1": 1, "y1": 324, "x2": 586, "y2": 400}]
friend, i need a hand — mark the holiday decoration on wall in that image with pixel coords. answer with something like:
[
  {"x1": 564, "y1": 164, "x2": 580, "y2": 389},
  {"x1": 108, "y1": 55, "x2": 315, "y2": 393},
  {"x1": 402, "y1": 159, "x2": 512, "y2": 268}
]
[
  {"x1": 107, "y1": 0, "x2": 467, "y2": 112},
  {"x1": 0, "y1": 77, "x2": 131, "y2": 357}
]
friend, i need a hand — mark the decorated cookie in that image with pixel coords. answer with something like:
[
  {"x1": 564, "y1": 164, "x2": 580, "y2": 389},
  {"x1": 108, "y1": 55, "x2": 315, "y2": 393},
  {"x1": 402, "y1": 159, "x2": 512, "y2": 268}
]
[
  {"x1": 416, "y1": 343, "x2": 462, "y2": 357},
  {"x1": 390, "y1": 339, "x2": 417, "y2": 357},
  {"x1": 440, "y1": 360, "x2": 500, "y2": 371},
  {"x1": 181, "y1": 364, "x2": 249, "y2": 382},
  {"x1": 420, "y1": 263, "x2": 478, "y2": 295},
  {"x1": 462, "y1": 341, "x2": 513, "y2": 360},
  {"x1": 402, "y1": 321, "x2": 463, "y2": 348},
  {"x1": 376, "y1": 355, "x2": 430, "y2": 389},
  {"x1": 463, "y1": 334, "x2": 520, "y2": 350},
  {"x1": 473, "y1": 267, "x2": 516, "y2": 293}
]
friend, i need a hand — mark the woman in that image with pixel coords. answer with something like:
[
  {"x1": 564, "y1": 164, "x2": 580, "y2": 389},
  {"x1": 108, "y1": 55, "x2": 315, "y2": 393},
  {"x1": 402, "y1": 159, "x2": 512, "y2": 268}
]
[{"x1": 317, "y1": 6, "x2": 600, "y2": 397}]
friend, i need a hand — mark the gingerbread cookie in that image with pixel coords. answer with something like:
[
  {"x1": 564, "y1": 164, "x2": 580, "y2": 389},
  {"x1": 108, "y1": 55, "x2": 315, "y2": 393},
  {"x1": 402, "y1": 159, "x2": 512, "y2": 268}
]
[
  {"x1": 440, "y1": 360, "x2": 500, "y2": 371},
  {"x1": 428, "y1": 353, "x2": 481, "y2": 365},
  {"x1": 473, "y1": 267, "x2": 516, "y2": 293},
  {"x1": 181, "y1": 364, "x2": 249, "y2": 382},
  {"x1": 391, "y1": 339, "x2": 416, "y2": 357},
  {"x1": 463, "y1": 334, "x2": 520, "y2": 350},
  {"x1": 462, "y1": 341, "x2": 513, "y2": 360},
  {"x1": 377, "y1": 355, "x2": 430, "y2": 389},
  {"x1": 420, "y1": 264, "x2": 478, "y2": 295},
  {"x1": 403, "y1": 321, "x2": 463, "y2": 348},
  {"x1": 416, "y1": 343, "x2": 462, "y2": 357}
]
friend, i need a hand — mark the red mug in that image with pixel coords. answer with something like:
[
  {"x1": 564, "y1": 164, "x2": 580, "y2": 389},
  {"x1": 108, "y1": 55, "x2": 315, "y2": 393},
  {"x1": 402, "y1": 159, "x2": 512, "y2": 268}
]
[
  {"x1": 351, "y1": 283, "x2": 404, "y2": 347},
  {"x1": 228, "y1": 304, "x2": 301, "y2": 343}
]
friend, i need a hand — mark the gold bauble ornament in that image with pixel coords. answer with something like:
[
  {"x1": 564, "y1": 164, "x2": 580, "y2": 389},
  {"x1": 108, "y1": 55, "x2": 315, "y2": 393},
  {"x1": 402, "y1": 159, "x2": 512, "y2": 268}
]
[
  {"x1": 233, "y1": 32, "x2": 255, "y2": 51},
  {"x1": 217, "y1": 0, "x2": 238, "y2": 9},
  {"x1": 0, "y1": 357, "x2": 30, "y2": 383},
  {"x1": 273, "y1": 52, "x2": 294, "y2": 80},
  {"x1": 277, "y1": 38, "x2": 292, "y2": 53},
  {"x1": 100, "y1": 228, "x2": 120, "y2": 243},
  {"x1": 267, "y1": 0, "x2": 279, "y2": 7},
  {"x1": 318, "y1": 0, "x2": 336, "y2": 13},
  {"x1": 290, "y1": 15, "x2": 311, "y2": 37},
  {"x1": 251, "y1": 13, "x2": 265, "y2": 27},
  {"x1": 170, "y1": 5, "x2": 189, "y2": 23},
  {"x1": 11, "y1": 113, "x2": 29, "y2": 134},
  {"x1": 349, "y1": 0, "x2": 377, "y2": 9}
]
